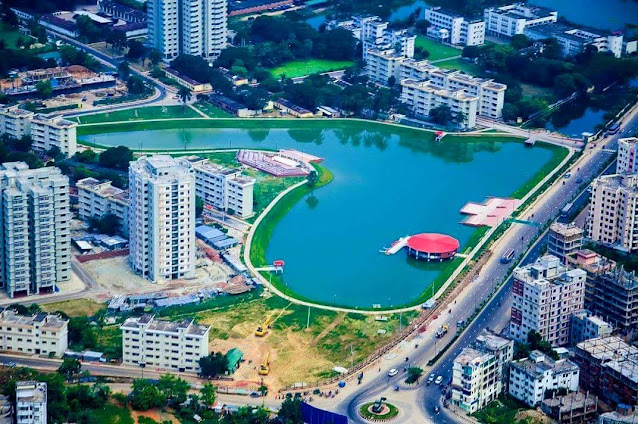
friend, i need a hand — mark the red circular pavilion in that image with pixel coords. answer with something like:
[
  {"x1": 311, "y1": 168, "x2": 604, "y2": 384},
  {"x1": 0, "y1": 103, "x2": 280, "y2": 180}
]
[{"x1": 406, "y1": 233, "x2": 460, "y2": 261}]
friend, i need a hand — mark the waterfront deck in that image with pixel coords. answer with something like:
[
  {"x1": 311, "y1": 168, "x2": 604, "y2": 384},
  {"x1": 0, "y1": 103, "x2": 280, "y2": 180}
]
[{"x1": 385, "y1": 237, "x2": 409, "y2": 255}]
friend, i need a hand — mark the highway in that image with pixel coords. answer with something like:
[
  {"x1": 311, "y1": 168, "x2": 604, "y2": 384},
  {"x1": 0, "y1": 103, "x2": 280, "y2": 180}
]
[{"x1": 333, "y1": 102, "x2": 638, "y2": 423}]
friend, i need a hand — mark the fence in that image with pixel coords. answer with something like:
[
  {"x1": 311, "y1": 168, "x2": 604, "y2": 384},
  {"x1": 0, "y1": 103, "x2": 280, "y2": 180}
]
[{"x1": 75, "y1": 249, "x2": 129, "y2": 263}]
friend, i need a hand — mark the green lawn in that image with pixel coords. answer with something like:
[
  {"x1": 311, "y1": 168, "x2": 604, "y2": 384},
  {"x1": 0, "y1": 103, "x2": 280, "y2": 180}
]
[
  {"x1": 192, "y1": 101, "x2": 233, "y2": 118},
  {"x1": 90, "y1": 404, "x2": 134, "y2": 424},
  {"x1": 472, "y1": 395, "x2": 529, "y2": 424},
  {"x1": 77, "y1": 106, "x2": 201, "y2": 124},
  {"x1": 437, "y1": 57, "x2": 482, "y2": 75},
  {"x1": 0, "y1": 23, "x2": 30, "y2": 50},
  {"x1": 269, "y1": 59, "x2": 354, "y2": 78},
  {"x1": 415, "y1": 36, "x2": 461, "y2": 61}
]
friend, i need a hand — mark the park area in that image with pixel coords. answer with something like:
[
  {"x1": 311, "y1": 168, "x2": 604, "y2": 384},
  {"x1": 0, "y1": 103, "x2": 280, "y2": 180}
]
[
  {"x1": 269, "y1": 59, "x2": 354, "y2": 78},
  {"x1": 0, "y1": 22, "x2": 30, "y2": 50},
  {"x1": 76, "y1": 106, "x2": 202, "y2": 124},
  {"x1": 415, "y1": 36, "x2": 461, "y2": 61}
]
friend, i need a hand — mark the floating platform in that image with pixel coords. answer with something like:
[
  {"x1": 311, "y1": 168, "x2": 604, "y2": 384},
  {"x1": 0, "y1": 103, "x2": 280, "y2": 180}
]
[{"x1": 384, "y1": 233, "x2": 460, "y2": 261}]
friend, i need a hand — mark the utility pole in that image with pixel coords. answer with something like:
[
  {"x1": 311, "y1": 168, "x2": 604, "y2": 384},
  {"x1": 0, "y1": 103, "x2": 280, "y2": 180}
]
[
  {"x1": 399, "y1": 312, "x2": 403, "y2": 332},
  {"x1": 350, "y1": 345, "x2": 354, "y2": 369},
  {"x1": 306, "y1": 305, "x2": 310, "y2": 330}
]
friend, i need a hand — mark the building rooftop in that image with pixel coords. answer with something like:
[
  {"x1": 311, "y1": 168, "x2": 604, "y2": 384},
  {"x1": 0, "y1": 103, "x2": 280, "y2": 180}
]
[
  {"x1": 455, "y1": 347, "x2": 491, "y2": 365},
  {"x1": 16, "y1": 381, "x2": 47, "y2": 403},
  {"x1": 0, "y1": 309, "x2": 67, "y2": 329},
  {"x1": 550, "y1": 222, "x2": 583, "y2": 237},
  {"x1": 121, "y1": 314, "x2": 209, "y2": 337},
  {"x1": 541, "y1": 391, "x2": 597, "y2": 414},
  {"x1": 576, "y1": 336, "x2": 638, "y2": 362},
  {"x1": 475, "y1": 329, "x2": 512, "y2": 351},
  {"x1": 511, "y1": 350, "x2": 579, "y2": 377}
]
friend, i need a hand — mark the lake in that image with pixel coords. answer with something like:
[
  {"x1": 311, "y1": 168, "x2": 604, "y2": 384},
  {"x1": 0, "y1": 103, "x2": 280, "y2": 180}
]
[{"x1": 80, "y1": 121, "x2": 559, "y2": 308}]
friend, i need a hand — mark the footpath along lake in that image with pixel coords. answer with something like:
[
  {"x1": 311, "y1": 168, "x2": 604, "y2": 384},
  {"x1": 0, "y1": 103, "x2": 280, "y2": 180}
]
[{"x1": 80, "y1": 121, "x2": 564, "y2": 308}]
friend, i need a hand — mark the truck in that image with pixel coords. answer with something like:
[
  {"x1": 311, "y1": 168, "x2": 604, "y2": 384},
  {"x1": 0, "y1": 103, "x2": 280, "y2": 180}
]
[
  {"x1": 435, "y1": 324, "x2": 449, "y2": 338},
  {"x1": 422, "y1": 299, "x2": 437, "y2": 309}
]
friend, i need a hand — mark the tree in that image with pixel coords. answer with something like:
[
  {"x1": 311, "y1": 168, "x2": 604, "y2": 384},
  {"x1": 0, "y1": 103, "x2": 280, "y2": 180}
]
[
  {"x1": 157, "y1": 374, "x2": 190, "y2": 405},
  {"x1": 127, "y1": 75, "x2": 147, "y2": 95},
  {"x1": 199, "y1": 352, "x2": 227, "y2": 378},
  {"x1": 414, "y1": 19, "x2": 431, "y2": 34},
  {"x1": 429, "y1": 105, "x2": 453, "y2": 125},
  {"x1": 36, "y1": 80, "x2": 53, "y2": 99},
  {"x1": 88, "y1": 213, "x2": 120, "y2": 236},
  {"x1": 510, "y1": 34, "x2": 532, "y2": 50},
  {"x1": 200, "y1": 382, "x2": 216, "y2": 406},
  {"x1": 130, "y1": 379, "x2": 166, "y2": 411},
  {"x1": 107, "y1": 30, "x2": 127, "y2": 52},
  {"x1": 405, "y1": 367, "x2": 424, "y2": 384},
  {"x1": 178, "y1": 85, "x2": 191, "y2": 111},
  {"x1": 148, "y1": 49, "x2": 162, "y2": 65},
  {"x1": 195, "y1": 196, "x2": 204, "y2": 218},
  {"x1": 58, "y1": 358, "x2": 82, "y2": 380},
  {"x1": 306, "y1": 170, "x2": 318, "y2": 187},
  {"x1": 278, "y1": 397, "x2": 303, "y2": 424},
  {"x1": 74, "y1": 149, "x2": 98, "y2": 163},
  {"x1": 462, "y1": 45, "x2": 480, "y2": 59},
  {"x1": 117, "y1": 60, "x2": 131, "y2": 80},
  {"x1": 99, "y1": 146, "x2": 133, "y2": 170},
  {"x1": 127, "y1": 39, "x2": 147, "y2": 59}
]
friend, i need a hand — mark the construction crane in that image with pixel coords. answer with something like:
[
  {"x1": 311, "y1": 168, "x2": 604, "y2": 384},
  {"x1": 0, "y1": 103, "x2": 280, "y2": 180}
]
[
  {"x1": 258, "y1": 353, "x2": 270, "y2": 376},
  {"x1": 255, "y1": 303, "x2": 292, "y2": 337}
]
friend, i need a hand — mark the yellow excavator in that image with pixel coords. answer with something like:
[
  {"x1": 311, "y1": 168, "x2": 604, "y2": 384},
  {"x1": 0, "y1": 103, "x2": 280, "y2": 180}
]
[
  {"x1": 258, "y1": 353, "x2": 270, "y2": 376},
  {"x1": 255, "y1": 304, "x2": 291, "y2": 337}
]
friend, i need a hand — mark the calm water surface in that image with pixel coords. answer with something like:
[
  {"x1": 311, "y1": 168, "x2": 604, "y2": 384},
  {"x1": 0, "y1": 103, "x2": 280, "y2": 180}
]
[{"x1": 83, "y1": 125, "x2": 556, "y2": 307}]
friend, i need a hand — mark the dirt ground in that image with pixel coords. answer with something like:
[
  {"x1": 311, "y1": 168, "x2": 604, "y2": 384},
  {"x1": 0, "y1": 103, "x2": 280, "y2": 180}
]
[
  {"x1": 515, "y1": 409, "x2": 555, "y2": 424},
  {"x1": 41, "y1": 298, "x2": 105, "y2": 317},
  {"x1": 81, "y1": 255, "x2": 233, "y2": 300}
]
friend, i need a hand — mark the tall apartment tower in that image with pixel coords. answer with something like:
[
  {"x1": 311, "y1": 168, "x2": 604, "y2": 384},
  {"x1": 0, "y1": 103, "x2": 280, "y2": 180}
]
[
  {"x1": 148, "y1": 0, "x2": 227, "y2": 61},
  {"x1": 510, "y1": 255, "x2": 585, "y2": 347},
  {"x1": 128, "y1": 156, "x2": 196, "y2": 283},
  {"x1": 618, "y1": 137, "x2": 637, "y2": 175},
  {"x1": 547, "y1": 222, "x2": 583, "y2": 263},
  {"x1": 15, "y1": 381, "x2": 47, "y2": 424},
  {"x1": 587, "y1": 174, "x2": 638, "y2": 253},
  {"x1": 0, "y1": 163, "x2": 71, "y2": 298}
]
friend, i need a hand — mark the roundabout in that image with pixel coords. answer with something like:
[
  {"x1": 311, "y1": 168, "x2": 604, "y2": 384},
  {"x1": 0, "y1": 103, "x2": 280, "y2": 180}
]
[{"x1": 358, "y1": 401, "x2": 400, "y2": 422}]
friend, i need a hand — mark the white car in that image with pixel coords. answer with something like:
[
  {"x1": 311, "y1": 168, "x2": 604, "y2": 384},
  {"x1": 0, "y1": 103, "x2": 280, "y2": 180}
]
[
  {"x1": 427, "y1": 374, "x2": 435, "y2": 383},
  {"x1": 388, "y1": 368, "x2": 398, "y2": 377},
  {"x1": 435, "y1": 376, "x2": 443, "y2": 385}
]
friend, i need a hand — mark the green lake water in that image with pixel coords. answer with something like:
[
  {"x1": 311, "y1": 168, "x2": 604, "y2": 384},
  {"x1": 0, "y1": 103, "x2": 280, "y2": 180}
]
[{"x1": 80, "y1": 122, "x2": 558, "y2": 308}]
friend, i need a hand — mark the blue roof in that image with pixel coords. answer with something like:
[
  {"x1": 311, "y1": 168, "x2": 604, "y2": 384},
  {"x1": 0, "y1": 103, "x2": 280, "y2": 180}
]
[
  {"x1": 196, "y1": 225, "x2": 225, "y2": 241},
  {"x1": 213, "y1": 237, "x2": 238, "y2": 250}
]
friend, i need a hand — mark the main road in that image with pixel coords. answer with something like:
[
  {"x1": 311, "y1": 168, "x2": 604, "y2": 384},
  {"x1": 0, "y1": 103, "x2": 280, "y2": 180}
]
[{"x1": 333, "y1": 102, "x2": 638, "y2": 423}]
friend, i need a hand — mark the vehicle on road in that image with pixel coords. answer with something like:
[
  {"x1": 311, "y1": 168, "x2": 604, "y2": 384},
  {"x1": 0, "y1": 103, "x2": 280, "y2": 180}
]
[
  {"x1": 576, "y1": 177, "x2": 583, "y2": 184},
  {"x1": 388, "y1": 369, "x2": 398, "y2": 377},
  {"x1": 501, "y1": 248, "x2": 515, "y2": 264},
  {"x1": 434, "y1": 405, "x2": 440, "y2": 414},
  {"x1": 564, "y1": 172, "x2": 571, "y2": 179},
  {"x1": 427, "y1": 374, "x2": 435, "y2": 384},
  {"x1": 435, "y1": 376, "x2": 443, "y2": 385},
  {"x1": 435, "y1": 325, "x2": 449, "y2": 338},
  {"x1": 608, "y1": 123, "x2": 621, "y2": 135}
]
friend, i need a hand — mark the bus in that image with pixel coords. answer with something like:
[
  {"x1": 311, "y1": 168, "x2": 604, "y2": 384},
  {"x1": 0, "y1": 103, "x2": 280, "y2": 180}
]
[
  {"x1": 561, "y1": 202, "x2": 574, "y2": 219},
  {"x1": 608, "y1": 123, "x2": 621, "y2": 135},
  {"x1": 501, "y1": 249, "x2": 515, "y2": 264}
]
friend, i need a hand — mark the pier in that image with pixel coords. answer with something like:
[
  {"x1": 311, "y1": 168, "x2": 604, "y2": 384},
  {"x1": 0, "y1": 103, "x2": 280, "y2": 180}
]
[{"x1": 385, "y1": 237, "x2": 409, "y2": 255}]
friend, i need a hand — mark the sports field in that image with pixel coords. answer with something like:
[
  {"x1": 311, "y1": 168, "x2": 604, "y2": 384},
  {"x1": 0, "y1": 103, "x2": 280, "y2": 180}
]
[
  {"x1": 269, "y1": 59, "x2": 354, "y2": 78},
  {"x1": 415, "y1": 36, "x2": 461, "y2": 61}
]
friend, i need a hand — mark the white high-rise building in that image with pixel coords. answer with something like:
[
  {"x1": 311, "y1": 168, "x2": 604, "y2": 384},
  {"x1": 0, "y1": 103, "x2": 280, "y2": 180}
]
[
  {"x1": 425, "y1": 7, "x2": 485, "y2": 46},
  {"x1": 128, "y1": 156, "x2": 196, "y2": 283},
  {"x1": 0, "y1": 309, "x2": 68, "y2": 357},
  {"x1": 121, "y1": 314, "x2": 210, "y2": 374},
  {"x1": 16, "y1": 381, "x2": 47, "y2": 424},
  {"x1": 484, "y1": 3, "x2": 558, "y2": 38},
  {"x1": 0, "y1": 106, "x2": 34, "y2": 140},
  {"x1": 510, "y1": 255, "x2": 586, "y2": 346},
  {"x1": 587, "y1": 174, "x2": 638, "y2": 253},
  {"x1": 148, "y1": 0, "x2": 227, "y2": 61},
  {"x1": 180, "y1": 156, "x2": 255, "y2": 218},
  {"x1": 618, "y1": 137, "x2": 637, "y2": 175},
  {"x1": 0, "y1": 163, "x2": 71, "y2": 298}
]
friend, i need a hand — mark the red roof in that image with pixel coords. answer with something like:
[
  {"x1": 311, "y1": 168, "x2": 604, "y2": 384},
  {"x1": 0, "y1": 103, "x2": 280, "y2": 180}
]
[{"x1": 407, "y1": 233, "x2": 460, "y2": 254}]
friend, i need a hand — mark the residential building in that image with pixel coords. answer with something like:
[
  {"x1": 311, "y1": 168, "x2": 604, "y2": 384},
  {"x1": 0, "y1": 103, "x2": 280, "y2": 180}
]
[
  {"x1": 587, "y1": 174, "x2": 638, "y2": 253},
  {"x1": 400, "y1": 79, "x2": 478, "y2": 129},
  {"x1": 565, "y1": 249, "x2": 616, "y2": 308},
  {"x1": 360, "y1": 17, "x2": 415, "y2": 60},
  {"x1": 0, "y1": 163, "x2": 71, "y2": 298},
  {"x1": 570, "y1": 310, "x2": 613, "y2": 346},
  {"x1": 0, "y1": 309, "x2": 68, "y2": 357},
  {"x1": 599, "y1": 409, "x2": 638, "y2": 424},
  {"x1": 180, "y1": 157, "x2": 254, "y2": 218},
  {"x1": 509, "y1": 350, "x2": 580, "y2": 407},
  {"x1": 451, "y1": 347, "x2": 501, "y2": 413},
  {"x1": 0, "y1": 394, "x2": 12, "y2": 424},
  {"x1": 589, "y1": 267, "x2": 638, "y2": 333},
  {"x1": 147, "y1": 0, "x2": 227, "y2": 61},
  {"x1": 163, "y1": 67, "x2": 212, "y2": 93},
  {"x1": 0, "y1": 106, "x2": 34, "y2": 140},
  {"x1": 525, "y1": 24, "x2": 623, "y2": 58},
  {"x1": 484, "y1": 3, "x2": 558, "y2": 38},
  {"x1": 541, "y1": 392, "x2": 598, "y2": 424},
  {"x1": 97, "y1": 0, "x2": 147, "y2": 23},
  {"x1": 76, "y1": 178, "x2": 129, "y2": 236},
  {"x1": 128, "y1": 156, "x2": 196, "y2": 283},
  {"x1": 510, "y1": 255, "x2": 586, "y2": 346},
  {"x1": 618, "y1": 137, "x2": 637, "y2": 175},
  {"x1": 120, "y1": 314, "x2": 210, "y2": 373},
  {"x1": 574, "y1": 336, "x2": 638, "y2": 407},
  {"x1": 547, "y1": 222, "x2": 583, "y2": 263},
  {"x1": 0, "y1": 107, "x2": 77, "y2": 157},
  {"x1": 29, "y1": 114, "x2": 77, "y2": 157},
  {"x1": 228, "y1": 0, "x2": 293, "y2": 17},
  {"x1": 474, "y1": 329, "x2": 514, "y2": 388},
  {"x1": 425, "y1": 8, "x2": 485, "y2": 46},
  {"x1": 16, "y1": 381, "x2": 46, "y2": 424}
]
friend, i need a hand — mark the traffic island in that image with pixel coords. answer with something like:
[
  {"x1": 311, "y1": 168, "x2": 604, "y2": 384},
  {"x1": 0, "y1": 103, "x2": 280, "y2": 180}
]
[{"x1": 359, "y1": 400, "x2": 400, "y2": 422}]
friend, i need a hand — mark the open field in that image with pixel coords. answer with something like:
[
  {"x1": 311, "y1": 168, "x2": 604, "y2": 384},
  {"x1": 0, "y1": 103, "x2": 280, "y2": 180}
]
[
  {"x1": 436, "y1": 57, "x2": 482, "y2": 75},
  {"x1": 192, "y1": 101, "x2": 234, "y2": 118},
  {"x1": 0, "y1": 23, "x2": 30, "y2": 50},
  {"x1": 415, "y1": 36, "x2": 461, "y2": 61},
  {"x1": 77, "y1": 106, "x2": 201, "y2": 124},
  {"x1": 41, "y1": 299, "x2": 106, "y2": 317},
  {"x1": 91, "y1": 403, "x2": 134, "y2": 424},
  {"x1": 192, "y1": 294, "x2": 419, "y2": 389},
  {"x1": 269, "y1": 59, "x2": 354, "y2": 78}
]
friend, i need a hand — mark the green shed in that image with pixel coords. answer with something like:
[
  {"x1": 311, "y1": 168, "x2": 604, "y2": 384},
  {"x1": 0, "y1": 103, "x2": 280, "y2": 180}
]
[{"x1": 225, "y1": 348, "x2": 244, "y2": 374}]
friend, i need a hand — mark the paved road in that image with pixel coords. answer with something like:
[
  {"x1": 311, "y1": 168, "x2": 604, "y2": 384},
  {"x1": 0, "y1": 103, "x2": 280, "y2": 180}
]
[{"x1": 334, "y1": 102, "x2": 638, "y2": 423}]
